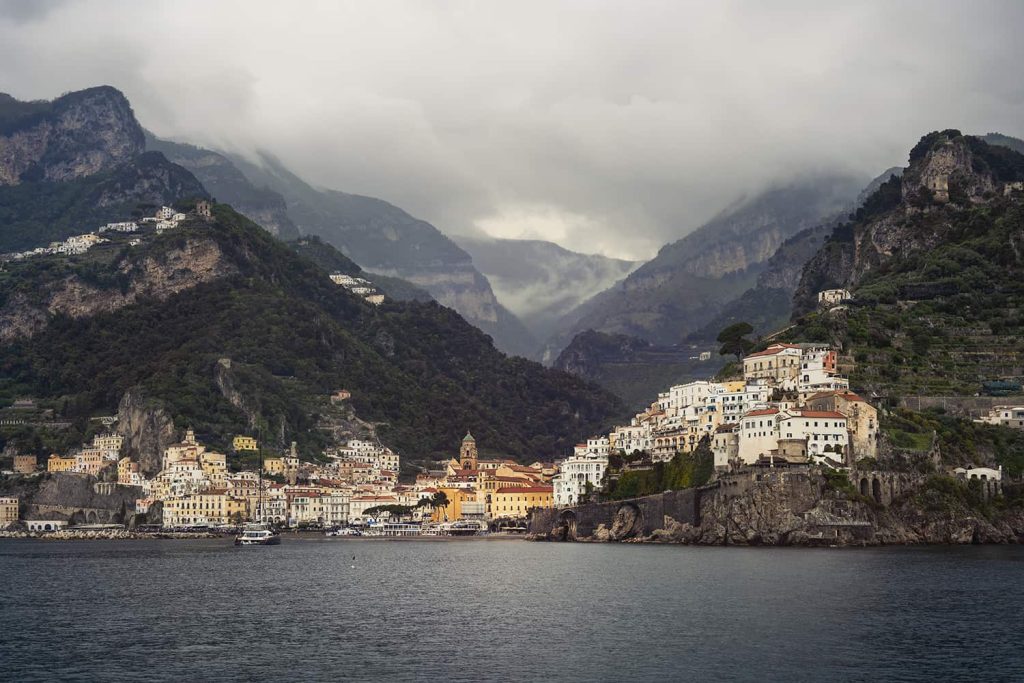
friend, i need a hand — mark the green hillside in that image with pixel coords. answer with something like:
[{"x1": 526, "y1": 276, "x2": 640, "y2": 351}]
[{"x1": 0, "y1": 205, "x2": 624, "y2": 464}]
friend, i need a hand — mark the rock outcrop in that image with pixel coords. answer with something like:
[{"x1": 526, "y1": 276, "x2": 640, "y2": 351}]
[
  {"x1": 0, "y1": 236, "x2": 234, "y2": 342},
  {"x1": 793, "y1": 130, "x2": 1023, "y2": 315},
  {"x1": 532, "y1": 469, "x2": 1024, "y2": 546},
  {"x1": 116, "y1": 387, "x2": 177, "y2": 475},
  {"x1": 0, "y1": 86, "x2": 145, "y2": 185}
]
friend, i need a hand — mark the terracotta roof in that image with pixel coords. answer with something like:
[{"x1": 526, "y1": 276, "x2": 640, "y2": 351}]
[
  {"x1": 744, "y1": 408, "x2": 779, "y2": 417},
  {"x1": 745, "y1": 344, "x2": 800, "y2": 358},
  {"x1": 785, "y1": 410, "x2": 846, "y2": 419},
  {"x1": 495, "y1": 486, "x2": 553, "y2": 494}
]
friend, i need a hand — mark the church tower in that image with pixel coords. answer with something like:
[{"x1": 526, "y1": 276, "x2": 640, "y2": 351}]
[{"x1": 460, "y1": 432, "x2": 478, "y2": 470}]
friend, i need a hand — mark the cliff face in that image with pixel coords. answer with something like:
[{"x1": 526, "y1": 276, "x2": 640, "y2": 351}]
[
  {"x1": 793, "y1": 131, "x2": 1022, "y2": 315},
  {"x1": 532, "y1": 470, "x2": 1024, "y2": 546},
  {"x1": 0, "y1": 236, "x2": 234, "y2": 342},
  {"x1": 0, "y1": 88, "x2": 208, "y2": 254},
  {"x1": 0, "y1": 86, "x2": 145, "y2": 185},
  {"x1": 116, "y1": 387, "x2": 177, "y2": 476}
]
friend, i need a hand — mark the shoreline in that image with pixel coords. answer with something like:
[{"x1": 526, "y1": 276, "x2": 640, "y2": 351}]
[{"x1": 0, "y1": 530, "x2": 530, "y2": 542}]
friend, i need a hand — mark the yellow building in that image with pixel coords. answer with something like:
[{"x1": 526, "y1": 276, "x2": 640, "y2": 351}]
[
  {"x1": 92, "y1": 433, "x2": 124, "y2": 452},
  {"x1": 263, "y1": 457, "x2": 284, "y2": 476},
  {"x1": 492, "y1": 486, "x2": 554, "y2": 519},
  {"x1": 47, "y1": 454, "x2": 76, "y2": 473},
  {"x1": 233, "y1": 435, "x2": 258, "y2": 452},
  {"x1": 0, "y1": 497, "x2": 18, "y2": 524},
  {"x1": 432, "y1": 487, "x2": 481, "y2": 522},
  {"x1": 162, "y1": 490, "x2": 250, "y2": 527},
  {"x1": 117, "y1": 457, "x2": 139, "y2": 485}
]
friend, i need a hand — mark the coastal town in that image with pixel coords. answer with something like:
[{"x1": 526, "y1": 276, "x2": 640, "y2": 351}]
[{"x1": 2, "y1": 331, "x2": 1013, "y2": 539}]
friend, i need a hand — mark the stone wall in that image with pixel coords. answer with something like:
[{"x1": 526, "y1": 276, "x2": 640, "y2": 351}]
[
  {"x1": 530, "y1": 488, "x2": 701, "y2": 541},
  {"x1": 530, "y1": 467, "x2": 1024, "y2": 546}
]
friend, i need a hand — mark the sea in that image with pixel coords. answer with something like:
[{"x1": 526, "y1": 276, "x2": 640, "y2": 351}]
[{"x1": 1, "y1": 537, "x2": 1022, "y2": 682}]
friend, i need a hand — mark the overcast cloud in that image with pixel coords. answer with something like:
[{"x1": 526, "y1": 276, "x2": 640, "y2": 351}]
[{"x1": 2, "y1": 0, "x2": 1023, "y2": 259}]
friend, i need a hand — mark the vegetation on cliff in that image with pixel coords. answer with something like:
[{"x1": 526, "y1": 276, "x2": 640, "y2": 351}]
[{"x1": 603, "y1": 442, "x2": 714, "y2": 501}]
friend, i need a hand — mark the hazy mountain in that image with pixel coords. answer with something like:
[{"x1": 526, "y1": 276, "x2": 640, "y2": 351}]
[
  {"x1": 689, "y1": 167, "x2": 906, "y2": 342},
  {"x1": 144, "y1": 133, "x2": 300, "y2": 240},
  {"x1": 541, "y1": 173, "x2": 868, "y2": 362},
  {"x1": 221, "y1": 151, "x2": 538, "y2": 358},
  {"x1": 456, "y1": 235, "x2": 639, "y2": 341}
]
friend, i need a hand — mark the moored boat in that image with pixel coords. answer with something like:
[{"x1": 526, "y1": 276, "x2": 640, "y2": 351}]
[{"x1": 235, "y1": 523, "x2": 281, "y2": 546}]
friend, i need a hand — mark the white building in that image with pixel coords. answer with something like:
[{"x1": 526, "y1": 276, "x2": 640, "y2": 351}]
[
  {"x1": 975, "y1": 406, "x2": 1024, "y2": 429},
  {"x1": 553, "y1": 453, "x2": 608, "y2": 507},
  {"x1": 611, "y1": 423, "x2": 653, "y2": 455},
  {"x1": 738, "y1": 408, "x2": 782, "y2": 464},
  {"x1": 156, "y1": 206, "x2": 176, "y2": 220},
  {"x1": 818, "y1": 289, "x2": 852, "y2": 306},
  {"x1": 778, "y1": 410, "x2": 849, "y2": 460}
]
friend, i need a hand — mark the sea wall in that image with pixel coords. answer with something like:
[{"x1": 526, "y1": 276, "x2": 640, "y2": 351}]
[
  {"x1": 530, "y1": 468, "x2": 1024, "y2": 546},
  {"x1": 530, "y1": 489, "x2": 700, "y2": 541}
]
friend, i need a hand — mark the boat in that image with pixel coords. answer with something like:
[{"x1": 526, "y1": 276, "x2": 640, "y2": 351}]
[
  {"x1": 234, "y1": 523, "x2": 281, "y2": 546},
  {"x1": 234, "y1": 433, "x2": 281, "y2": 546},
  {"x1": 362, "y1": 522, "x2": 422, "y2": 537},
  {"x1": 326, "y1": 527, "x2": 362, "y2": 537}
]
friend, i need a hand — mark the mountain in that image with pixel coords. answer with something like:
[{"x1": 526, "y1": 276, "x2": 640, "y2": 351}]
[
  {"x1": 783, "y1": 129, "x2": 1024, "y2": 397},
  {"x1": 144, "y1": 133, "x2": 300, "y2": 240},
  {"x1": 541, "y1": 173, "x2": 868, "y2": 362},
  {"x1": 690, "y1": 167, "x2": 906, "y2": 342},
  {"x1": 218, "y1": 152, "x2": 538, "y2": 358},
  {"x1": 0, "y1": 87, "x2": 207, "y2": 252},
  {"x1": 455, "y1": 235, "x2": 639, "y2": 340},
  {"x1": 288, "y1": 234, "x2": 432, "y2": 303},
  {"x1": 0, "y1": 203, "x2": 625, "y2": 472}
]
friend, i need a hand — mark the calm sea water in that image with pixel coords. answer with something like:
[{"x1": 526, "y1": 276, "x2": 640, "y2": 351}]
[{"x1": 1, "y1": 537, "x2": 1021, "y2": 682}]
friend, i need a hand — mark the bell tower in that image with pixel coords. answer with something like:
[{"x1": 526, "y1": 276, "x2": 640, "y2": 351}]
[{"x1": 460, "y1": 432, "x2": 478, "y2": 470}]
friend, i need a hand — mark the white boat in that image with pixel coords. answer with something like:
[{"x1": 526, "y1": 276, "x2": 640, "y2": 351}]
[
  {"x1": 234, "y1": 523, "x2": 281, "y2": 546},
  {"x1": 326, "y1": 527, "x2": 362, "y2": 537},
  {"x1": 363, "y1": 522, "x2": 422, "y2": 537}
]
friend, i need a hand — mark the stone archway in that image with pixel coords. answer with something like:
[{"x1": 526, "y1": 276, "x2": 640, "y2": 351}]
[
  {"x1": 554, "y1": 510, "x2": 578, "y2": 541},
  {"x1": 610, "y1": 503, "x2": 645, "y2": 540},
  {"x1": 872, "y1": 478, "x2": 883, "y2": 504}
]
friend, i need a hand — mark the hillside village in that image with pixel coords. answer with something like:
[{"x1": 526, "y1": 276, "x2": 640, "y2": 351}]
[
  {"x1": 551, "y1": 335, "x2": 1012, "y2": 508},
  {"x1": 0, "y1": 201, "x2": 213, "y2": 262}
]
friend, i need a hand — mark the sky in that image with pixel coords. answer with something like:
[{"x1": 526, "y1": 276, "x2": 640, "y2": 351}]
[{"x1": 1, "y1": 0, "x2": 1023, "y2": 260}]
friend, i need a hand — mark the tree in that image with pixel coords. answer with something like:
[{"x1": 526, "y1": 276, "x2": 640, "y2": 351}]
[
  {"x1": 430, "y1": 490, "x2": 450, "y2": 516},
  {"x1": 717, "y1": 322, "x2": 755, "y2": 361}
]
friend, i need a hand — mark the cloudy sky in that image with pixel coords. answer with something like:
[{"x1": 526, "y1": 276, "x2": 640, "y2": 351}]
[{"x1": 2, "y1": 0, "x2": 1023, "y2": 260}]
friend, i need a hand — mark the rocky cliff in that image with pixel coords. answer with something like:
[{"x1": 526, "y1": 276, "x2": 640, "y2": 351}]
[
  {"x1": 0, "y1": 86, "x2": 144, "y2": 185},
  {"x1": 0, "y1": 88, "x2": 208, "y2": 253},
  {"x1": 793, "y1": 130, "x2": 1024, "y2": 316},
  {"x1": 531, "y1": 469, "x2": 1024, "y2": 546},
  {"x1": 0, "y1": 233, "x2": 234, "y2": 342},
  {"x1": 116, "y1": 387, "x2": 177, "y2": 475}
]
